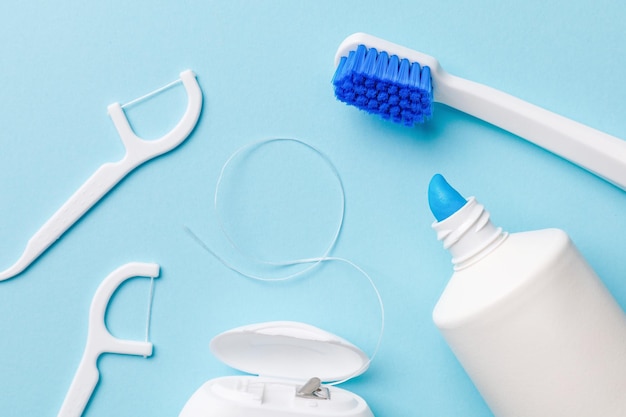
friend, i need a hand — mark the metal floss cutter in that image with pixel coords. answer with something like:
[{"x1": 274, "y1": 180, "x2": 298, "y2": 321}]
[{"x1": 179, "y1": 321, "x2": 375, "y2": 417}]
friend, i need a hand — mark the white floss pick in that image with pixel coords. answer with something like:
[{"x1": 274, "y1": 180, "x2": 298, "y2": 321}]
[
  {"x1": 0, "y1": 70, "x2": 202, "y2": 282},
  {"x1": 57, "y1": 263, "x2": 160, "y2": 417},
  {"x1": 185, "y1": 137, "x2": 385, "y2": 380}
]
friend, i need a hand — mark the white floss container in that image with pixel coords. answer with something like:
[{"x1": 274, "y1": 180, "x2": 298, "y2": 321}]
[
  {"x1": 179, "y1": 321, "x2": 374, "y2": 417},
  {"x1": 428, "y1": 174, "x2": 626, "y2": 417}
]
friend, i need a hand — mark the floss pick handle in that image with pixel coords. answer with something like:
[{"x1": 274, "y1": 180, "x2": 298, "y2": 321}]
[
  {"x1": 0, "y1": 70, "x2": 202, "y2": 281},
  {"x1": 57, "y1": 262, "x2": 160, "y2": 417}
]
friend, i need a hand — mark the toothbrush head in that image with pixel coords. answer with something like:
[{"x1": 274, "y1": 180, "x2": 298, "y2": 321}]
[{"x1": 332, "y1": 34, "x2": 434, "y2": 126}]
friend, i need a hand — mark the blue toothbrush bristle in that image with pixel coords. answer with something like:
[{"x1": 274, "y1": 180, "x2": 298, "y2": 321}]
[{"x1": 332, "y1": 44, "x2": 434, "y2": 126}]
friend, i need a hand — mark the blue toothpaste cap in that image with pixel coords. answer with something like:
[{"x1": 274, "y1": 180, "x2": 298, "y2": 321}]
[{"x1": 428, "y1": 174, "x2": 467, "y2": 222}]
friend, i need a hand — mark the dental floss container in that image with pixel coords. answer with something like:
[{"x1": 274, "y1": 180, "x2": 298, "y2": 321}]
[
  {"x1": 428, "y1": 174, "x2": 626, "y2": 417},
  {"x1": 179, "y1": 321, "x2": 375, "y2": 417}
]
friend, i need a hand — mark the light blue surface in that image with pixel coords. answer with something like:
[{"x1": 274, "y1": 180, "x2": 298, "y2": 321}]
[{"x1": 1, "y1": 1, "x2": 626, "y2": 416}]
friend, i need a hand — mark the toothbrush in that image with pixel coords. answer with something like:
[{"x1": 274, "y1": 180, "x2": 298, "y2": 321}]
[{"x1": 332, "y1": 32, "x2": 626, "y2": 191}]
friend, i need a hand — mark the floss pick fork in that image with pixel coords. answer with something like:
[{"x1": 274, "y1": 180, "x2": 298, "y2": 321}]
[
  {"x1": 57, "y1": 262, "x2": 160, "y2": 417},
  {"x1": 0, "y1": 70, "x2": 203, "y2": 281}
]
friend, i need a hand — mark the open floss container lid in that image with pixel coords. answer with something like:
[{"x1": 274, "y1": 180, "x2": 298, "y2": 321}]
[
  {"x1": 179, "y1": 321, "x2": 375, "y2": 417},
  {"x1": 211, "y1": 321, "x2": 369, "y2": 381}
]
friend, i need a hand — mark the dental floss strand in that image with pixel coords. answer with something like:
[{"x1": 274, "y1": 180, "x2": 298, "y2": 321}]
[
  {"x1": 121, "y1": 79, "x2": 183, "y2": 109},
  {"x1": 144, "y1": 276, "x2": 156, "y2": 348},
  {"x1": 428, "y1": 174, "x2": 626, "y2": 417},
  {"x1": 186, "y1": 138, "x2": 385, "y2": 384},
  {"x1": 213, "y1": 138, "x2": 346, "y2": 278}
]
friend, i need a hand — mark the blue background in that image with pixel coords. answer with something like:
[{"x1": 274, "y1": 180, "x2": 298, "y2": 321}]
[{"x1": 2, "y1": 1, "x2": 626, "y2": 416}]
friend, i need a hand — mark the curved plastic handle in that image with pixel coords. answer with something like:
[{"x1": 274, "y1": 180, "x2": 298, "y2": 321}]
[
  {"x1": 57, "y1": 262, "x2": 160, "y2": 417},
  {"x1": 0, "y1": 71, "x2": 202, "y2": 281}
]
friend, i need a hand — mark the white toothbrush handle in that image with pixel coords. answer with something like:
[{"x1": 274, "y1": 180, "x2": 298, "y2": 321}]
[
  {"x1": 435, "y1": 72, "x2": 626, "y2": 190},
  {"x1": 0, "y1": 159, "x2": 137, "y2": 280}
]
